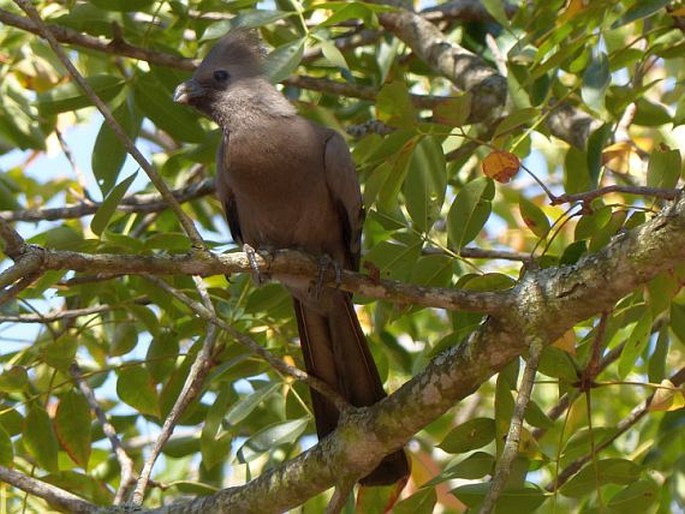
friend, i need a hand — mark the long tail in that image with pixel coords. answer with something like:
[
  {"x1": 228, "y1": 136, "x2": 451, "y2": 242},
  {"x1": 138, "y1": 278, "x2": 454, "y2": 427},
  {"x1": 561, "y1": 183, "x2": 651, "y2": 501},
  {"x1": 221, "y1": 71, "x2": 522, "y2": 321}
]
[{"x1": 293, "y1": 293, "x2": 410, "y2": 486}]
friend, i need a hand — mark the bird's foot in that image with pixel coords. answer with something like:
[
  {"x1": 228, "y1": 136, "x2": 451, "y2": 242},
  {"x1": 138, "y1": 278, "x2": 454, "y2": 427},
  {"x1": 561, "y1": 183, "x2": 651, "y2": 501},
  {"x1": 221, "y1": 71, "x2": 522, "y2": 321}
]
[
  {"x1": 243, "y1": 243, "x2": 270, "y2": 285},
  {"x1": 310, "y1": 254, "x2": 342, "y2": 299}
]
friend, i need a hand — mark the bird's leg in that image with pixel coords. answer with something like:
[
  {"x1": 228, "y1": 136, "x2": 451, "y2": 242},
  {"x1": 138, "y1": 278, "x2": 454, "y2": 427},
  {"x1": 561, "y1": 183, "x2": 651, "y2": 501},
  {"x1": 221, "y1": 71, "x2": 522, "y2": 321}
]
[
  {"x1": 310, "y1": 254, "x2": 342, "y2": 299},
  {"x1": 243, "y1": 243, "x2": 270, "y2": 285}
]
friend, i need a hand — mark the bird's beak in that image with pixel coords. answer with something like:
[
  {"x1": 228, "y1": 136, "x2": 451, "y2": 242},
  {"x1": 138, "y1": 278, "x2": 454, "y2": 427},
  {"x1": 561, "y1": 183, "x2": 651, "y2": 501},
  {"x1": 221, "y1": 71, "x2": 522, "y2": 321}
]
[{"x1": 173, "y1": 79, "x2": 204, "y2": 104}]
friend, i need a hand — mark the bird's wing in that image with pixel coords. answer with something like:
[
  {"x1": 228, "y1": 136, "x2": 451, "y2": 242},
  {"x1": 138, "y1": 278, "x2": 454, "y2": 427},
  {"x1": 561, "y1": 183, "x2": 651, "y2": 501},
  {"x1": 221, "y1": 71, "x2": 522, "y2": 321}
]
[{"x1": 323, "y1": 130, "x2": 364, "y2": 270}]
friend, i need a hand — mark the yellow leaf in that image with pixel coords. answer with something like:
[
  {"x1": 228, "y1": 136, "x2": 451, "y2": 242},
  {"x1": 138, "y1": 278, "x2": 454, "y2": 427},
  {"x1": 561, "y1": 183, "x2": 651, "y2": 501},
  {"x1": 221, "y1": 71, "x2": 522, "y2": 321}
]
[
  {"x1": 601, "y1": 141, "x2": 637, "y2": 175},
  {"x1": 649, "y1": 379, "x2": 685, "y2": 412},
  {"x1": 552, "y1": 329, "x2": 576, "y2": 356}
]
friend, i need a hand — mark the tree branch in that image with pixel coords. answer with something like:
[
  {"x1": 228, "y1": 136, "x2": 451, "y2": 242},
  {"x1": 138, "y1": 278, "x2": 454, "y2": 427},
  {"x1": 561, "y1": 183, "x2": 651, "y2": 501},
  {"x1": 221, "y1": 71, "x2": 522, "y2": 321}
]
[{"x1": 0, "y1": 465, "x2": 97, "y2": 514}]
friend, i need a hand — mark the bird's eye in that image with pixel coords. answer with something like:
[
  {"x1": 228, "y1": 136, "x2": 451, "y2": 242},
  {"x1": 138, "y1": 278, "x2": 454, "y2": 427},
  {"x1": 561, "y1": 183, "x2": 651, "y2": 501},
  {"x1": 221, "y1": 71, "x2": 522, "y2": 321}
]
[{"x1": 213, "y1": 70, "x2": 230, "y2": 82}]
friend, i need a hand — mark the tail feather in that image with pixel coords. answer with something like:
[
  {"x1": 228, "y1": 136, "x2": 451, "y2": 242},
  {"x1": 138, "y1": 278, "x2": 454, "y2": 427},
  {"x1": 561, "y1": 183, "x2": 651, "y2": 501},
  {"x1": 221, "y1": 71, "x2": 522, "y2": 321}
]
[{"x1": 293, "y1": 293, "x2": 410, "y2": 486}]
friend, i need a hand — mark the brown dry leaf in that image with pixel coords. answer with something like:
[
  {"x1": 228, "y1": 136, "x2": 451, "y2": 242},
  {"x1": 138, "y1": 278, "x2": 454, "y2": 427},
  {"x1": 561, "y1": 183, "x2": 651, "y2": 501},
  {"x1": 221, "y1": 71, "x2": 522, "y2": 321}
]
[
  {"x1": 649, "y1": 379, "x2": 685, "y2": 412},
  {"x1": 482, "y1": 150, "x2": 520, "y2": 183}
]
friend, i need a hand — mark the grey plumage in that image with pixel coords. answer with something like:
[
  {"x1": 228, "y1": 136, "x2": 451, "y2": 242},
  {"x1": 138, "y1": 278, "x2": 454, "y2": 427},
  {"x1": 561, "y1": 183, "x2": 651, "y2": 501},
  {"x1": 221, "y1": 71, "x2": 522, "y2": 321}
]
[{"x1": 174, "y1": 30, "x2": 409, "y2": 486}]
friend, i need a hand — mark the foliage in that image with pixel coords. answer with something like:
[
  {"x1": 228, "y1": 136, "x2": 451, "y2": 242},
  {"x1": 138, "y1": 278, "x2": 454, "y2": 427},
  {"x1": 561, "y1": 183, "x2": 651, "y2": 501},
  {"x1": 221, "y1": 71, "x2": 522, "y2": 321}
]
[{"x1": 0, "y1": 0, "x2": 684, "y2": 512}]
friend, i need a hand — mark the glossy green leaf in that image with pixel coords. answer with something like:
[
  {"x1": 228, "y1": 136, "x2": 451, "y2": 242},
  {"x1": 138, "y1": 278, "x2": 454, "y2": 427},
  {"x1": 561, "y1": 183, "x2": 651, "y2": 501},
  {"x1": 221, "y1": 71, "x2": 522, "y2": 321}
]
[
  {"x1": 376, "y1": 81, "x2": 416, "y2": 128},
  {"x1": 393, "y1": 488, "x2": 437, "y2": 514},
  {"x1": 447, "y1": 178, "x2": 494, "y2": 250},
  {"x1": 443, "y1": 451, "x2": 495, "y2": 480},
  {"x1": 582, "y1": 50, "x2": 610, "y2": 111},
  {"x1": 116, "y1": 366, "x2": 160, "y2": 418},
  {"x1": 482, "y1": 0, "x2": 510, "y2": 26},
  {"x1": 0, "y1": 425, "x2": 13, "y2": 467},
  {"x1": 612, "y1": 0, "x2": 670, "y2": 28},
  {"x1": 225, "y1": 382, "x2": 280, "y2": 426},
  {"x1": 264, "y1": 37, "x2": 306, "y2": 83},
  {"x1": 55, "y1": 391, "x2": 92, "y2": 468},
  {"x1": 618, "y1": 309, "x2": 653, "y2": 379},
  {"x1": 92, "y1": 100, "x2": 140, "y2": 196},
  {"x1": 237, "y1": 418, "x2": 308, "y2": 463},
  {"x1": 89, "y1": 0, "x2": 156, "y2": 11},
  {"x1": 0, "y1": 366, "x2": 29, "y2": 392},
  {"x1": 519, "y1": 197, "x2": 550, "y2": 238},
  {"x1": 607, "y1": 480, "x2": 659, "y2": 511},
  {"x1": 23, "y1": 405, "x2": 59, "y2": 472},
  {"x1": 646, "y1": 148, "x2": 681, "y2": 189},
  {"x1": 633, "y1": 98, "x2": 671, "y2": 126},
  {"x1": 493, "y1": 108, "x2": 539, "y2": 139},
  {"x1": 439, "y1": 417, "x2": 496, "y2": 454},
  {"x1": 560, "y1": 458, "x2": 640, "y2": 498},
  {"x1": 451, "y1": 483, "x2": 546, "y2": 511},
  {"x1": 134, "y1": 73, "x2": 205, "y2": 143},
  {"x1": 37, "y1": 75, "x2": 125, "y2": 115},
  {"x1": 433, "y1": 94, "x2": 472, "y2": 127},
  {"x1": 90, "y1": 172, "x2": 137, "y2": 237},
  {"x1": 403, "y1": 136, "x2": 446, "y2": 233}
]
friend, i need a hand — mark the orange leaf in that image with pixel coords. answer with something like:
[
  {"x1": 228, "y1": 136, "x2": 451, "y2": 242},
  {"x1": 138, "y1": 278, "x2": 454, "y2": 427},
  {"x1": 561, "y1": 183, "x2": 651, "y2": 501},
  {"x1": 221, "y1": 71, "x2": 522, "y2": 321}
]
[
  {"x1": 552, "y1": 329, "x2": 576, "y2": 355},
  {"x1": 482, "y1": 150, "x2": 520, "y2": 183},
  {"x1": 602, "y1": 141, "x2": 636, "y2": 174}
]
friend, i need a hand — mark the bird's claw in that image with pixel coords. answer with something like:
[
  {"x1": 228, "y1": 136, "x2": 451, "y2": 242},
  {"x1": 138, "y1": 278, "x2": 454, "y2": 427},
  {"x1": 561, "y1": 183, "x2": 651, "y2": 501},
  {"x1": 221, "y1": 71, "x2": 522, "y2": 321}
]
[
  {"x1": 311, "y1": 254, "x2": 342, "y2": 299},
  {"x1": 243, "y1": 243, "x2": 269, "y2": 285}
]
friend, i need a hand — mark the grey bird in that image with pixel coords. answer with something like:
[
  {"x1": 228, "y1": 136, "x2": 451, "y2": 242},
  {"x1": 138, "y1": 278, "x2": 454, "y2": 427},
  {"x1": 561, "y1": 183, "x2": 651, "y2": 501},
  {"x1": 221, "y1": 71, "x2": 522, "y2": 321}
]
[{"x1": 173, "y1": 30, "x2": 410, "y2": 486}]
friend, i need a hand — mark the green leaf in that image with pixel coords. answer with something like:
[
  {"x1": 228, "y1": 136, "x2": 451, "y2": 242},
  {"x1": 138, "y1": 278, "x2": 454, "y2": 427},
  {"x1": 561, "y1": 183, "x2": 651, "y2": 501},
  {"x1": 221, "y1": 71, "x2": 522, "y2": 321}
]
[
  {"x1": 0, "y1": 425, "x2": 13, "y2": 467},
  {"x1": 225, "y1": 383, "x2": 280, "y2": 426},
  {"x1": 134, "y1": 72, "x2": 205, "y2": 143},
  {"x1": 493, "y1": 108, "x2": 539, "y2": 139},
  {"x1": 237, "y1": 418, "x2": 308, "y2": 463},
  {"x1": 618, "y1": 309, "x2": 653, "y2": 379},
  {"x1": 92, "y1": 100, "x2": 140, "y2": 196},
  {"x1": 537, "y1": 346, "x2": 578, "y2": 383},
  {"x1": 582, "y1": 50, "x2": 610, "y2": 112},
  {"x1": 146, "y1": 334, "x2": 179, "y2": 383},
  {"x1": 0, "y1": 366, "x2": 29, "y2": 392},
  {"x1": 264, "y1": 37, "x2": 306, "y2": 83},
  {"x1": 442, "y1": 451, "x2": 495, "y2": 480},
  {"x1": 376, "y1": 81, "x2": 416, "y2": 128},
  {"x1": 433, "y1": 93, "x2": 472, "y2": 127},
  {"x1": 607, "y1": 480, "x2": 659, "y2": 512},
  {"x1": 110, "y1": 320, "x2": 139, "y2": 357},
  {"x1": 439, "y1": 417, "x2": 496, "y2": 454},
  {"x1": 451, "y1": 483, "x2": 546, "y2": 511},
  {"x1": 564, "y1": 147, "x2": 592, "y2": 194},
  {"x1": 89, "y1": 0, "x2": 156, "y2": 11},
  {"x1": 90, "y1": 172, "x2": 137, "y2": 237},
  {"x1": 116, "y1": 366, "x2": 160, "y2": 418},
  {"x1": 201, "y1": 383, "x2": 233, "y2": 471},
  {"x1": 633, "y1": 98, "x2": 671, "y2": 126},
  {"x1": 646, "y1": 148, "x2": 681, "y2": 189},
  {"x1": 447, "y1": 178, "x2": 494, "y2": 250},
  {"x1": 37, "y1": 75, "x2": 125, "y2": 115},
  {"x1": 560, "y1": 458, "x2": 640, "y2": 498},
  {"x1": 318, "y1": 2, "x2": 374, "y2": 27},
  {"x1": 55, "y1": 391, "x2": 92, "y2": 468},
  {"x1": 393, "y1": 488, "x2": 437, "y2": 514},
  {"x1": 612, "y1": 0, "x2": 670, "y2": 28},
  {"x1": 41, "y1": 334, "x2": 78, "y2": 371},
  {"x1": 23, "y1": 404, "x2": 59, "y2": 472},
  {"x1": 403, "y1": 136, "x2": 446, "y2": 233},
  {"x1": 229, "y1": 9, "x2": 293, "y2": 30},
  {"x1": 519, "y1": 197, "x2": 550, "y2": 238},
  {"x1": 316, "y1": 38, "x2": 349, "y2": 70},
  {"x1": 587, "y1": 124, "x2": 610, "y2": 188},
  {"x1": 482, "y1": 0, "x2": 510, "y2": 26}
]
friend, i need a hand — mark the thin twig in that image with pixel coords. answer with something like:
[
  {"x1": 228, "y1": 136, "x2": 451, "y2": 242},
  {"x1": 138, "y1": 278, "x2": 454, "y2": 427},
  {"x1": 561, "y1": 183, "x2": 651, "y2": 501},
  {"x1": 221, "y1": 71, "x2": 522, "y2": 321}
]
[
  {"x1": 550, "y1": 185, "x2": 678, "y2": 206},
  {"x1": 13, "y1": 0, "x2": 205, "y2": 248},
  {"x1": 130, "y1": 277, "x2": 220, "y2": 505},
  {"x1": 142, "y1": 274, "x2": 349, "y2": 413},
  {"x1": 0, "y1": 215, "x2": 27, "y2": 258},
  {"x1": 70, "y1": 363, "x2": 135, "y2": 505},
  {"x1": 480, "y1": 337, "x2": 544, "y2": 514},
  {"x1": 0, "y1": 177, "x2": 215, "y2": 223},
  {"x1": 0, "y1": 465, "x2": 97, "y2": 513},
  {"x1": 547, "y1": 366, "x2": 685, "y2": 492}
]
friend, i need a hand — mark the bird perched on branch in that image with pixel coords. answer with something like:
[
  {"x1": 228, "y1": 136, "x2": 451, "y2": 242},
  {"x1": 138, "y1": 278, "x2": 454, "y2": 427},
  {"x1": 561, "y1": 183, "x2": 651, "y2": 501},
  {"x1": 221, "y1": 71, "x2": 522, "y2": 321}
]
[{"x1": 173, "y1": 29, "x2": 409, "y2": 486}]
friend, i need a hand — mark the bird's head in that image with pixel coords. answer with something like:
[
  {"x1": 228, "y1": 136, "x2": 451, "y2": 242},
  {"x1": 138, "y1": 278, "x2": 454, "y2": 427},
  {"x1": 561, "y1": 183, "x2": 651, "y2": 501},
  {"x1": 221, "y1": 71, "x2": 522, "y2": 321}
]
[{"x1": 173, "y1": 29, "x2": 265, "y2": 122}]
